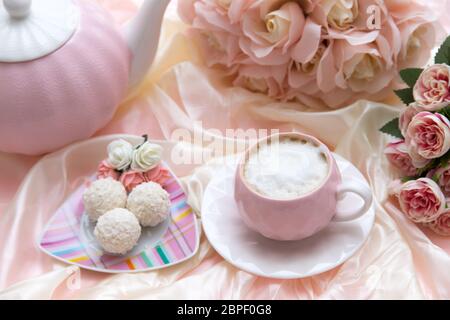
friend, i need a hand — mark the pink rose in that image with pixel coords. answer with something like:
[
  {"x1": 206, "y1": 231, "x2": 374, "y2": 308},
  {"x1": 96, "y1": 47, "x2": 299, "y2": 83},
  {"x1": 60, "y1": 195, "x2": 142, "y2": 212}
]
[
  {"x1": 384, "y1": 140, "x2": 418, "y2": 177},
  {"x1": 144, "y1": 165, "x2": 170, "y2": 186},
  {"x1": 413, "y1": 101, "x2": 450, "y2": 112},
  {"x1": 119, "y1": 171, "x2": 147, "y2": 193},
  {"x1": 399, "y1": 104, "x2": 421, "y2": 137},
  {"x1": 413, "y1": 64, "x2": 450, "y2": 106},
  {"x1": 96, "y1": 160, "x2": 119, "y2": 180},
  {"x1": 428, "y1": 210, "x2": 450, "y2": 236},
  {"x1": 406, "y1": 112, "x2": 450, "y2": 163},
  {"x1": 399, "y1": 102, "x2": 449, "y2": 140},
  {"x1": 388, "y1": 179, "x2": 403, "y2": 196},
  {"x1": 398, "y1": 178, "x2": 446, "y2": 223},
  {"x1": 431, "y1": 163, "x2": 450, "y2": 196}
]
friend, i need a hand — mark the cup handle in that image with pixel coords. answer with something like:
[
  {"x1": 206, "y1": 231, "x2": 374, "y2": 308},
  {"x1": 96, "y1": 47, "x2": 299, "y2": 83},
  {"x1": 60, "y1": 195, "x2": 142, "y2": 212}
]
[{"x1": 332, "y1": 179, "x2": 373, "y2": 222}]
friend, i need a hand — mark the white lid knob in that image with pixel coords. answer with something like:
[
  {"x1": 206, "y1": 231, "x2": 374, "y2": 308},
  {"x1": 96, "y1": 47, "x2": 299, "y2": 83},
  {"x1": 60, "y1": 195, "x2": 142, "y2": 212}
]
[
  {"x1": 0, "y1": 0, "x2": 79, "y2": 62},
  {"x1": 4, "y1": 0, "x2": 32, "y2": 19}
]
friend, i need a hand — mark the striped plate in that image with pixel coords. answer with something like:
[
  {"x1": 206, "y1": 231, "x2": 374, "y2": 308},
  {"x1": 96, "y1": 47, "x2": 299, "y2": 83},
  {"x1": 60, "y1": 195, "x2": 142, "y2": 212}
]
[{"x1": 39, "y1": 163, "x2": 199, "y2": 273}]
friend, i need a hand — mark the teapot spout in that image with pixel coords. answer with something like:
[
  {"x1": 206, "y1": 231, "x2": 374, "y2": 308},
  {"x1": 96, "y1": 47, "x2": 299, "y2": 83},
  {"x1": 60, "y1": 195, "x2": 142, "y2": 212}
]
[{"x1": 123, "y1": 0, "x2": 170, "y2": 88}]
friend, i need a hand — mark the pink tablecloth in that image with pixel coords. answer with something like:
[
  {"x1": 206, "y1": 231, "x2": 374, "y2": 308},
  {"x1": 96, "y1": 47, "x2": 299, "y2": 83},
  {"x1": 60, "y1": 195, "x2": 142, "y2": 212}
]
[{"x1": 1, "y1": 0, "x2": 450, "y2": 299}]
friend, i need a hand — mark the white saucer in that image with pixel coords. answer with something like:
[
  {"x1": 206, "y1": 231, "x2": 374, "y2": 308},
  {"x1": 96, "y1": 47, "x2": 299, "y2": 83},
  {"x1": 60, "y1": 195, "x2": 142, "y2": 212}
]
[{"x1": 201, "y1": 153, "x2": 375, "y2": 279}]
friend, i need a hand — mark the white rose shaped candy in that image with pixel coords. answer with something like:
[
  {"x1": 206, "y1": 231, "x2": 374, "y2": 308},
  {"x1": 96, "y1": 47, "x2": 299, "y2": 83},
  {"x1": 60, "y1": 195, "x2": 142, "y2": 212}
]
[
  {"x1": 131, "y1": 142, "x2": 163, "y2": 172},
  {"x1": 107, "y1": 139, "x2": 133, "y2": 171}
]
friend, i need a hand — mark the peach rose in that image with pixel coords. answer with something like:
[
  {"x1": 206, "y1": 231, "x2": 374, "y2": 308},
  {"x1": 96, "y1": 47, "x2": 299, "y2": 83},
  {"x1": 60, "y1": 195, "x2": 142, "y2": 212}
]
[
  {"x1": 239, "y1": 0, "x2": 305, "y2": 65},
  {"x1": 398, "y1": 178, "x2": 446, "y2": 223},
  {"x1": 178, "y1": 0, "x2": 438, "y2": 110},
  {"x1": 288, "y1": 40, "x2": 327, "y2": 89},
  {"x1": 309, "y1": 0, "x2": 380, "y2": 45},
  {"x1": 119, "y1": 170, "x2": 147, "y2": 193},
  {"x1": 324, "y1": 0, "x2": 359, "y2": 31},
  {"x1": 334, "y1": 43, "x2": 395, "y2": 94},
  {"x1": 428, "y1": 210, "x2": 450, "y2": 236},
  {"x1": 406, "y1": 112, "x2": 450, "y2": 162},
  {"x1": 413, "y1": 64, "x2": 450, "y2": 106},
  {"x1": 187, "y1": 28, "x2": 244, "y2": 67},
  {"x1": 178, "y1": 0, "x2": 250, "y2": 33},
  {"x1": 297, "y1": 0, "x2": 321, "y2": 13},
  {"x1": 398, "y1": 23, "x2": 436, "y2": 69},
  {"x1": 384, "y1": 140, "x2": 418, "y2": 177},
  {"x1": 233, "y1": 63, "x2": 287, "y2": 98},
  {"x1": 96, "y1": 160, "x2": 120, "y2": 180}
]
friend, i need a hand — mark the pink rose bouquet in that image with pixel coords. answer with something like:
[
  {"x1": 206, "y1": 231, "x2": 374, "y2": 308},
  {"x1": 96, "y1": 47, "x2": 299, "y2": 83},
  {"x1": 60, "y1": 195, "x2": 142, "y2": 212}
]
[
  {"x1": 381, "y1": 36, "x2": 450, "y2": 235},
  {"x1": 178, "y1": 0, "x2": 439, "y2": 109}
]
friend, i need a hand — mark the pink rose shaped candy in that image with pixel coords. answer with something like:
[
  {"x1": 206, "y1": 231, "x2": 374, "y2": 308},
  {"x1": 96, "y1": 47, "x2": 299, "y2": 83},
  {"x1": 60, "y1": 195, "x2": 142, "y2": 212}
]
[
  {"x1": 144, "y1": 165, "x2": 170, "y2": 186},
  {"x1": 119, "y1": 171, "x2": 147, "y2": 193},
  {"x1": 398, "y1": 178, "x2": 446, "y2": 223},
  {"x1": 406, "y1": 112, "x2": 450, "y2": 163},
  {"x1": 428, "y1": 210, "x2": 450, "y2": 236},
  {"x1": 384, "y1": 140, "x2": 418, "y2": 177},
  {"x1": 413, "y1": 64, "x2": 450, "y2": 106},
  {"x1": 96, "y1": 160, "x2": 120, "y2": 180}
]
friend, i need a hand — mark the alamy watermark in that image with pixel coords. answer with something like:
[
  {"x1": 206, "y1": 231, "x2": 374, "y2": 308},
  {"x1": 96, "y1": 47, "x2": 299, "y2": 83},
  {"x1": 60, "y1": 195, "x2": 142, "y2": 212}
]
[
  {"x1": 367, "y1": 5, "x2": 382, "y2": 30},
  {"x1": 169, "y1": 122, "x2": 280, "y2": 166}
]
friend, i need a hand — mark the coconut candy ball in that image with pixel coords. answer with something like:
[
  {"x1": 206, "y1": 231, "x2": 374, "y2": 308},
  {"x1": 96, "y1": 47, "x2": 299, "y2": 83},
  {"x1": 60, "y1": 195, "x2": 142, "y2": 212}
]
[
  {"x1": 127, "y1": 182, "x2": 171, "y2": 227},
  {"x1": 94, "y1": 208, "x2": 141, "y2": 255},
  {"x1": 83, "y1": 177, "x2": 127, "y2": 221}
]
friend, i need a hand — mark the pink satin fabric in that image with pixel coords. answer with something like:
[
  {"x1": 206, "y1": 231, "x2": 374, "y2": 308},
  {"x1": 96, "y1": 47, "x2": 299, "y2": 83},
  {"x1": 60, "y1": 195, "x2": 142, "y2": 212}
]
[{"x1": 1, "y1": 0, "x2": 450, "y2": 299}]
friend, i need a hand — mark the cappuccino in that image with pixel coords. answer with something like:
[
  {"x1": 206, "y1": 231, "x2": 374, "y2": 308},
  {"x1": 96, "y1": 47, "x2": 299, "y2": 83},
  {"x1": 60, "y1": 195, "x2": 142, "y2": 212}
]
[{"x1": 243, "y1": 137, "x2": 329, "y2": 200}]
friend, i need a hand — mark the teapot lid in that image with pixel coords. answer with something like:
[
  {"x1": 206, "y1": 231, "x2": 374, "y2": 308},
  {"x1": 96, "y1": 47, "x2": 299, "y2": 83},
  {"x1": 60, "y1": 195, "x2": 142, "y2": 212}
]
[{"x1": 0, "y1": 0, "x2": 79, "y2": 62}]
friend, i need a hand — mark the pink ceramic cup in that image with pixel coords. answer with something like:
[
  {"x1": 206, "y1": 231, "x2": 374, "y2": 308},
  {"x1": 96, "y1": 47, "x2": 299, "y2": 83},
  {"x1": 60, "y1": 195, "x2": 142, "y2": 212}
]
[{"x1": 234, "y1": 132, "x2": 373, "y2": 241}]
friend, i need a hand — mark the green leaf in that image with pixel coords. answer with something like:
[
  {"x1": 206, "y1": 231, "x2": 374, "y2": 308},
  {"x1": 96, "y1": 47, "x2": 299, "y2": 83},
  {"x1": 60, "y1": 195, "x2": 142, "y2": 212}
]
[
  {"x1": 401, "y1": 176, "x2": 417, "y2": 183},
  {"x1": 438, "y1": 150, "x2": 450, "y2": 168},
  {"x1": 417, "y1": 159, "x2": 438, "y2": 177},
  {"x1": 435, "y1": 35, "x2": 450, "y2": 64},
  {"x1": 394, "y1": 88, "x2": 414, "y2": 105},
  {"x1": 417, "y1": 150, "x2": 450, "y2": 178},
  {"x1": 379, "y1": 117, "x2": 403, "y2": 139},
  {"x1": 399, "y1": 68, "x2": 423, "y2": 87},
  {"x1": 432, "y1": 173, "x2": 440, "y2": 184},
  {"x1": 437, "y1": 105, "x2": 450, "y2": 119}
]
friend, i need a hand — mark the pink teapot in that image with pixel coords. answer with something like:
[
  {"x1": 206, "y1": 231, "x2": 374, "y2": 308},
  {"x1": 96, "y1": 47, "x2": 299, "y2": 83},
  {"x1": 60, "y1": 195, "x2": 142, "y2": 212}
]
[{"x1": 0, "y1": 0, "x2": 170, "y2": 155}]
